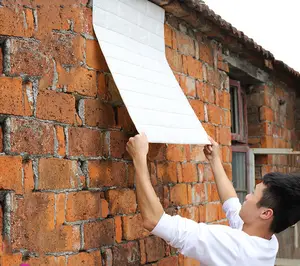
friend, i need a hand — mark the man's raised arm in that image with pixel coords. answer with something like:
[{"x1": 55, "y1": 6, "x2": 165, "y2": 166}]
[{"x1": 204, "y1": 137, "x2": 237, "y2": 203}]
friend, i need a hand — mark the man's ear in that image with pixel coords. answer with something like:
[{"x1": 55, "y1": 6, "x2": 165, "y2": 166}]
[{"x1": 260, "y1": 208, "x2": 273, "y2": 220}]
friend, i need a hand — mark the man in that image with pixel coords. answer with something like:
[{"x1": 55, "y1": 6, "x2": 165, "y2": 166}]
[{"x1": 126, "y1": 133, "x2": 300, "y2": 266}]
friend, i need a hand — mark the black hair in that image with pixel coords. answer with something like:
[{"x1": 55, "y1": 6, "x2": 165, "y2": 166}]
[{"x1": 258, "y1": 172, "x2": 300, "y2": 234}]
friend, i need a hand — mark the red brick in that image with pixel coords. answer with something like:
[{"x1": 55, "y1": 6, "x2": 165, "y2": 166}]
[
  {"x1": 23, "y1": 160, "x2": 34, "y2": 194},
  {"x1": 178, "y1": 254, "x2": 200, "y2": 266},
  {"x1": 199, "y1": 205, "x2": 206, "y2": 222},
  {"x1": 66, "y1": 191, "x2": 105, "y2": 221},
  {"x1": 0, "y1": 254, "x2": 23, "y2": 266},
  {"x1": 166, "y1": 144, "x2": 187, "y2": 161},
  {"x1": 140, "y1": 239, "x2": 147, "y2": 264},
  {"x1": 218, "y1": 127, "x2": 231, "y2": 145},
  {"x1": 180, "y1": 163, "x2": 198, "y2": 182},
  {"x1": 0, "y1": 77, "x2": 32, "y2": 116},
  {"x1": 170, "y1": 184, "x2": 188, "y2": 205},
  {"x1": 260, "y1": 106, "x2": 274, "y2": 122},
  {"x1": 109, "y1": 131, "x2": 129, "y2": 159},
  {"x1": 157, "y1": 162, "x2": 178, "y2": 184},
  {"x1": 83, "y1": 99, "x2": 115, "y2": 128},
  {"x1": 0, "y1": 156, "x2": 22, "y2": 194},
  {"x1": 45, "y1": 32, "x2": 84, "y2": 66},
  {"x1": 221, "y1": 145, "x2": 232, "y2": 163},
  {"x1": 12, "y1": 193, "x2": 80, "y2": 252},
  {"x1": 106, "y1": 189, "x2": 137, "y2": 215},
  {"x1": 189, "y1": 99, "x2": 205, "y2": 121},
  {"x1": 208, "y1": 105, "x2": 222, "y2": 125},
  {"x1": 202, "y1": 123, "x2": 216, "y2": 139},
  {"x1": 55, "y1": 193, "x2": 66, "y2": 228},
  {"x1": 0, "y1": 47, "x2": 3, "y2": 74},
  {"x1": 188, "y1": 145, "x2": 205, "y2": 162},
  {"x1": 223, "y1": 163, "x2": 232, "y2": 181},
  {"x1": 207, "y1": 183, "x2": 220, "y2": 202},
  {"x1": 115, "y1": 216, "x2": 122, "y2": 243},
  {"x1": 36, "y1": 90, "x2": 76, "y2": 124},
  {"x1": 220, "y1": 91, "x2": 230, "y2": 109},
  {"x1": 0, "y1": 7, "x2": 33, "y2": 37},
  {"x1": 178, "y1": 206, "x2": 199, "y2": 222},
  {"x1": 55, "y1": 125, "x2": 66, "y2": 157},
  {"x1": 261, "y1": 136, "x2": 273, "y2": 148},
  {"x1": 197, "y1": 81, "x2": 215, "y2": 103},
  {"x1": 84, "y1": 219, "x2": 115, "y2": 249},
  {"x1": 182, "y1": 56, "x2": 203, "y2": 80},
  {"x1": 57, "y1": 65, "x2": 97, "y2": 96},
  {"x1": 116, "y1": 106, "x2": 136, "y2": 133},
  {"x1": 122, "y1": 214, "x2": 150, "y2": 240},
  {"x1": 175, "y1": 31, "x2": 195, "y2": 56},
  {"x1": 204, "y1": 164, "x2": 214, "y2": 181},
  {"x1": 38, "y1": 158, "x2": 80, "y2": 190},
  {"x1": 144, "y1": 236, "x2": 165, "y2": 263},
  {"x1": 25, "y1": 255, "x2": 66, "y2": 266},
  {"x1": 206, "y1": 203, "x2": 219, "y2": 222},
  {"x1": 9, "y1": 118, "x2": 54, "y2": 155},
  {"x1": 67, "y1": 251, "x2": 102, "y2": 266},
  {"x1": 179, "y1": 76, "x2": 196, "y2": 97},
  {"x1": 88, "y1": 160, "x2": 127, "y2": 188},
  {"x1": 68, "y1": 127, "x2": 106, "y2": 157},
  {"x1": 158, "y1": 256, "x2": 179, "y2": 266},
  {"x1": 164, "y1": 24, "x2": 173, "y2": 47},
  {"x1": 166, "y1": 47, "x2": 183, "y2": 72},
  {"x1": 86, "y1": 40, "x2": 109, "y2": 71},
  {"x1": 198, "y1": 40, "x2": 214, "y2": 65},
  {"x1": 112, "y1": 242, "x2": 140, "y2": 265},
  {"x1": 148, "y1": 143, "x2": 166, "y2": 162}
]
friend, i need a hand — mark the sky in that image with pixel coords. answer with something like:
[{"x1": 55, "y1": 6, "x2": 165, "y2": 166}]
[{"x1": 204, "y1": 0, "x2": 300, "y2": 73}]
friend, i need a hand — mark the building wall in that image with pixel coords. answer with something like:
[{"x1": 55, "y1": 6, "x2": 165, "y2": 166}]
[{"x1": 0, "y1": 0, "x2": 299, "y2": 265}]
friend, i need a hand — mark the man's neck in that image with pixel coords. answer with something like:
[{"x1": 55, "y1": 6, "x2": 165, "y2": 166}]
[{"x1": 242, "y1": 224, "x2": 273, "y2": 240}]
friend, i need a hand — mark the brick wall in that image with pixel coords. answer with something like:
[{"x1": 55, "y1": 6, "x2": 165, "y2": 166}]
[
  {"x1": 0, "y1": 0, "x2": 299, "y2": 265},
  {"x1": 0, "y1": 1, "x2": 230, "y2": 265}
]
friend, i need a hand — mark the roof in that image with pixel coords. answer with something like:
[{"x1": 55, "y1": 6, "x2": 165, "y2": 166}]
[{"x1": 152, "y1": 0, "x2": 300, "y2": 87}]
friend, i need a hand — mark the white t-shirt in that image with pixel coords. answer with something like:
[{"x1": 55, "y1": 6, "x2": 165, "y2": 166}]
[{"x1": 151, "y1": 197, "x2": 278, "y2": 266}]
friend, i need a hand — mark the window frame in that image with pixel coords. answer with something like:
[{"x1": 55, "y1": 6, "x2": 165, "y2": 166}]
[{"x1": 230, "y1": 80, "x2": 248, "y2": 143}]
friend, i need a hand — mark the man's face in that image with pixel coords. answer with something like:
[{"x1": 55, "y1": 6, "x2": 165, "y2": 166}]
[{"x1": 239, "y1": 183, "x2": 267, "y2": 223}]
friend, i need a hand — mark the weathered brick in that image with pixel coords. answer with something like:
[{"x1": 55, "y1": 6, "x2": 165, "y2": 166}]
[
  {"x1": 182, "y1": 56, "x2": 203, "y2": 80},
  {"x1": 260, "y1": 106, "x2": 274, "y2": 122},
  {"x1": 170, "y1": 184, "x2": 188, "y2": 205},
  {"x1": 86, "y1": 40, "x2": 109, "y2": 71},
  {"x1": 189, "y1": 99, "x2": 205, "y2": 121},
  {"x1": 68, "y1": 127, "x2": 106, "y2": 157},
  {"x1": 158, "y1": 256, "x2": 179, "y2": 266},
  {"x1": 83, "y1": 99, "x2": 115, "y2": 128},
  {"x1": 55, "y1": 125, "x2": 66, "y2": 157},
  {"x1": 109, "y1": 131, "x2": 130, "y2": 159},
  {"x1": 202, "y1": 123, "x2": 216, "y2": 139},
  {"x1": 23, "y1": 160, "x2": 34, "y2": 194},
  {"x1": 221, "y1": 146, "x2": 232, "y2": 163},
  {"x1": 25, "y1": 255, "x2": 66, "y2": 266},
  {"x1": 0, "y1": 254, "x2": 23, "y2": 266},
  {"x1": 88, "y1": 160, "x2": 127, "y2": 188},
  {"x1": 0, "y1": 77, "x2": 32, "y2": 116},
  {"x1": 116, "y1": 106, "x2": 136, "y2": 133},
  {"x1": 112, "y1": 242, "x2": 140, "y2": 266},
  {"x1": 0, "y1": 7, "x2": 34, "y2": 37},
  {"x1": 12, "y1": 193, "x2": 80, "y2": 252},
  {"x1": 115, "y1": 216, "x2": 122, "y2": 243},
  {"x1": 164, "y1": 24, "x2": 173, "y2": 47},
  {"x1": 175, "y1": 31, "x2": 195, "y2": 56},
  {"x1": 206, "y1": 203, "x2": 219, "y2": 222},
  {"x1": 178, "y1": 254, "x2": 200, "y2": 266},
  {"x1": 9, "y1": 118, "x2": 54, "y2": 155},
  {"x1": 207, "y1": 105, "x2": 222, "y2": 125},
  {"x1": 97, "y1": 73, "x2": 122, "y2": 104},
  {"x1": 197, "y1": 81, "x2": 215, "y2": 103},
  {"x1": 261, "y1": 135, "x2": 273, "y2": 148},
  {"x1": 145, "y1": 236, "x2": 165, "y2": 262},
  {"x1": 38, "y1": 158, "x2": 80, "y2": 190},
  {"x1": 106, "y1": 189, "x2": 137, "y2": 215},
  {"x1": 157, "y1": 161, "x2": 178, "y2": 184},
  {"x1": 179, "y1": 75, "x2": 196, "y2": 97},
  {"x1": 166, "y1": 144, "x2": 187, "y2": 161},
  {"x1": 66, "y1": 191, "x2": 106, "y2": 221},
  {"x1": 57, "y1": 65, "x2": 97, "y2": 96},
  {"x1": 84, "y1": 219, "x2": 115, "y2": 249},
  {"x1": 178, "y1": 206, "x2": 199, "y2": 222},
  {"x1": 188, "y1": 145, "x2": 206, "y2": 162},
  {"x1": 37, "y1": 90, "x2": 76, "y2": 124},
  {"x1": 0, "y1": 156, "x2": 22, "y2": 194},
  {"x1": 122, "y1": 214, "x2": 150, "y2": 240},
  {"x1": 180, "y1": 163, "x2": 198, "y2": 182},
  {"x1": 191, "y1": 183, "x2": 206, "y2": 204},
  {"x1": 148, "y1": 143, "x2": 166, "y2": 162},
  {"x1": 218, "y1": 127, "x2": 231, "y2": 146},
  {"x1": 206, "y1": 183, "x2": 220, "y2": 202},
  {"x1": 166, "y1": 47, "x2": 183, "y2": 72},
  {"x1": 67, "y1": 251, "x2": 102, "y2": 266},
  {"x1": 204, "y1": 163, "x2": 214, "y2": 181}
]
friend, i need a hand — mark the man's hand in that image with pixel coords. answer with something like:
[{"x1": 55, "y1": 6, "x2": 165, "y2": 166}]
[
  {"x1": 126, "y1": 133, "x2": 149, "y2": 162},
  {"x1": 204, "y1": 136, "x2": 220, "y2": 161}
]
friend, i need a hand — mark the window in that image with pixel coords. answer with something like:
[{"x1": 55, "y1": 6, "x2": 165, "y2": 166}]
[{"x1": 230, "y1": 79, "x2": 250, "y2": 202}]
